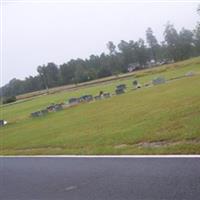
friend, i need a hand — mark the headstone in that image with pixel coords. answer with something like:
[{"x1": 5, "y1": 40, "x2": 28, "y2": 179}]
[
  {"x1": 94, "y1": 95, "x2": 101, "y2": 100},
  {"x1": 103, "y1": 93, "x2": 111, "y2": 98},
  {"x1": 54, "y1": 104, "x2": 63, "y2": 111},
  {"x1": 152, "y1": 77, "x2": 166, "y2": 85},
  {"x1": 144, "y1": 83, "x2": 151, "y2": 87},
  {"x1": 115, "y1": 84, "x2": 126, "y2": 95},
  {"x1": 136, "y1": 83, "x2": 141, "y2": 89},
  {"x1": 79, "y1": 95, "x2": 93, "y2": 102},
  {"x1": 87, "y1": 95, "x2": 93, "y2": 102},
  {"x1": 115, "y1": 88, "x2": 125, "y2": 95},
  {"x1": 116, "y1": 84, "x2": 126, "y2": 90},
  {"x1": 41, "y1": 109, "x2": 48, "y2": 115},
  {"x1": 0, "y1": 120, "x2": 6, "y2": 127},
  {"x1": 133, "y1": 80, "x2": 142, "y2": 89},
  {"x1": 69, "y1": 98, "x2": 79, "y2": 105},
  {"x1": 132, "y1": 80, "x2": 138, "y2": 86},
  {"x1": 185, "y1": 71, "x2": 194, "y2": 77},
  {"x1": 31, "y1": 111, "x2": 42, "y2": 117},
  {"x1": 47, "y1": 104, "x2": 55, "y2": 112}
]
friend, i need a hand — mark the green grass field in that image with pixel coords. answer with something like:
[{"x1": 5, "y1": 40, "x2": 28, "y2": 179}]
[{"x1": 0, "y1": 57, "x2": 200, "y2": 155}]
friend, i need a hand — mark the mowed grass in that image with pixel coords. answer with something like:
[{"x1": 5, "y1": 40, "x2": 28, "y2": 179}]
[{"x1": 0, "y1": 57, "x2": 200, "y2": 155}]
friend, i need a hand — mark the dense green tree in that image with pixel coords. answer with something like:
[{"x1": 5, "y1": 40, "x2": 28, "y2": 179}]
[
  {"x1": 178, "y1": 28, "x2": 194, "y2": 59},
  {"x1": 146, "y1": 27, "x2": 159, "y2": 61},
  {"x1": 164, "y1": 23, "x2": 179, "y2": 61},
  {"x1": 134, "y1": 39, "x2": 149, "y2": 66},
  {"x1": 107, "y1": 41, "x2": 116, "y2": 55},
  {"x1": 194, "y1": 23, "x2": 200, "y2": 54},
  {"x1": 194, "y1": 4, "x2": 200, "y2": 55}
]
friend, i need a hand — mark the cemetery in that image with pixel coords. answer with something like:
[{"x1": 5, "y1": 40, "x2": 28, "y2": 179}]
[
  {"x1": 28, "y1": 67, "x2": 197, "y2": 125},
  {"x1": 1, "y1": 56, "x2": 200, "y2": 155},
  {"x1": 30, "y1": 76, "x2": 167, "y2": 118}
]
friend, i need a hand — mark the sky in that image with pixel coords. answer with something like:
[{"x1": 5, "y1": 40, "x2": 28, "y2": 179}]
[{"x1": 1, "y1": 0, "x2": 199, "y2": 86}]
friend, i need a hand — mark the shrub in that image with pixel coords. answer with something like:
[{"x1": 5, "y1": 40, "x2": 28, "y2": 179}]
[{"x1": 3, "y1": 96, "x2": 17, "y2": 104}]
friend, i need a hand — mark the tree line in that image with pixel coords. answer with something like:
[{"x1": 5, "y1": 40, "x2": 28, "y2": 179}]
[{"x1": 1, "y1": 21, "x2": 200, "y2": 100}]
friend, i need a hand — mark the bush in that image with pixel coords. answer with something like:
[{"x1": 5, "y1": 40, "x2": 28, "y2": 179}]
[{"x1": 3, "y1": 96, "x2": 17, "y2": 104}]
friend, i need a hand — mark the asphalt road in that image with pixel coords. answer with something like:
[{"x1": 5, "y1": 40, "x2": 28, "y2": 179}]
[{"x1": 0, "y1": 157, "x2": 200, "y2": 200}]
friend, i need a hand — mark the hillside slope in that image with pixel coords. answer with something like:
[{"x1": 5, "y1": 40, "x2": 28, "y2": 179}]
[{"x1": 0, "y1": 57, "x2": 200, "y2": 155}]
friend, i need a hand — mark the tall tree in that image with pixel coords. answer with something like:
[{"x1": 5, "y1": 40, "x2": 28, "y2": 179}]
[
  {"x1": 178, "y1": 28, "x2": 194, "y2": 59},
  {"x1": 37, "y1": 65, "x2": 49, "y2": 91},
  {"x1": 194, "y1": 5, "x2": 200, "y2": 55},
  {"x1": 118, "y1": 40, "x2": 136, "y2": 71},
  {"x1": 194, "y1": 23, "x2": 200, "y2": 54},
  {"x1": 107, "y1": 41, "x2": 116, "y2": 55},
  {"x1": 134, "y1": 39, "x2": 148, "y2": 66},
  {"x1": 164, "y1": 23, "x2": 179, "y2": 61},
  {"x1": 146, "y1": 27, "x2": 159, "y2": 61}
]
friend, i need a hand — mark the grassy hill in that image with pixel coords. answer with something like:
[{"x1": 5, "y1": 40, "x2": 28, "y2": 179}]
[{"x1": 0, "y1": 57, "x2": 200, "y2": 155}]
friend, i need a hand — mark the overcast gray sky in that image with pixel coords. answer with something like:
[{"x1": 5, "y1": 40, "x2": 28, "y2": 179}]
[{"x1": 1, "y1": 0, "x2": 199, "y2": 86}]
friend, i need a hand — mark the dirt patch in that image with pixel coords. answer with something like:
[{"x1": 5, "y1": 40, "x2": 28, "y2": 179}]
[
  {"x1": 135, "y1": 139, "x2": 200, "y2": 148},
  {"x1": 115, "y1": 144, "x2": 128, "y2": 149},
  {"x1": 135, "y1": 141, "x2": 177, "y2": 148},
  {"x1": 10, "y1": 147, "x2": 64, "y2": 152},
  {"x1": 114, "y1": 139, "x2": 200, "y2": 149}
]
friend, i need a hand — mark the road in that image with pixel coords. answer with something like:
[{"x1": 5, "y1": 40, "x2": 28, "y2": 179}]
[{"x1": 0, "y1": 157, "x2": 200, "y2": 200}]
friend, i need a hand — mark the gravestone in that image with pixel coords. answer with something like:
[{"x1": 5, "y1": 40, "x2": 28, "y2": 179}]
[
  {"x1": 144, "y1": 83, "x2": 151, "y2": 87},
  {"x1": 103, "y1": 93, "x2": 111, "y2": 98},
  {"x1": 41, "y1": 109, "x2": 48, "y2": 115},
  {"x1": 80, "y1": 95, "x2": 93, "y2": 102},
  {"x1": 54, "y1": 104, "x2": 63, "y2": 111},
  {"x1": 31, "y1": 111, "x2": 42, "y2": 117},
  {"x1": 132, "y1": 80, "x2": 138, "y2": 86},
  {"x1": 152, "y1": 77, "x2": 166, "y2": 85},
  {"x1": 116, "y1": 84, "x2": 126, "y2": 90},
  {"x1": 87, "y1": 95, "x2": 93, "y2": 102},
  {"x1": 132, "y1": 80, "x2": 141, "y2": 89},
  {"x1": 0, "y1": 120, "x2": 6, "y2": 127},
  {"x1": 69, "y1": 98, "x2": 79, "y2": 105},
  {"x1": 185, "y1": 71, "x2": 194, "y2": 77},
  {"x1": 136, "y1": 84, "x2": 141, "y2": 88},
  {"x1": 47, "y1": 104, "x2": 55, "y2": 112},
  {"x1": 115, "y1": 88, "x2": 125, "y2": 95},
  {"x1": 94, "y1": 95, "x2": 101, "y2": 100},
  {"x1": 115, "y1": 84, "x2": 126, "y2": 95}
]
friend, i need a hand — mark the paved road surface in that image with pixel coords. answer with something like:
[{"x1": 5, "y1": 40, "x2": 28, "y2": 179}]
[{"x1": 0, "y1": 157, "x2": 200, "y2": 200}]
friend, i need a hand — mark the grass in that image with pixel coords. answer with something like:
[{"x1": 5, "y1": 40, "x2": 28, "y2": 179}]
[{"x1": 0, "y1": 57, "x2": 200, "y2": 155}]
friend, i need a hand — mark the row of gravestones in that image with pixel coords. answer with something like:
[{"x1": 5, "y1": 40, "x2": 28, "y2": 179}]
[
  {"x1": 68, "y1": 76, "x2": 167, "y2": 106},
  {"x1": 115, "y1": 76, "x2": 166, "y2": 94},
  {"x1": 30, "y1": 76, "x2": 167, "y2": 118},
  {"x1": 31, "y1": 103, "x2": 63, "y2": 118},
  {"x1": 68, "y1": 92, "x2": 111, "y2": 105},
  {"x1": 5, "y1": 73, "x2": 194, "y2": 122},
  {"x1": 98, "y1": 71, "x2": 193, "y2": 97}
]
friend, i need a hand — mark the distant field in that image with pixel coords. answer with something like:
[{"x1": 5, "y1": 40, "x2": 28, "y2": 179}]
[{"x1": 0, "y1": 57, "x2": 200, "y2": 155}]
